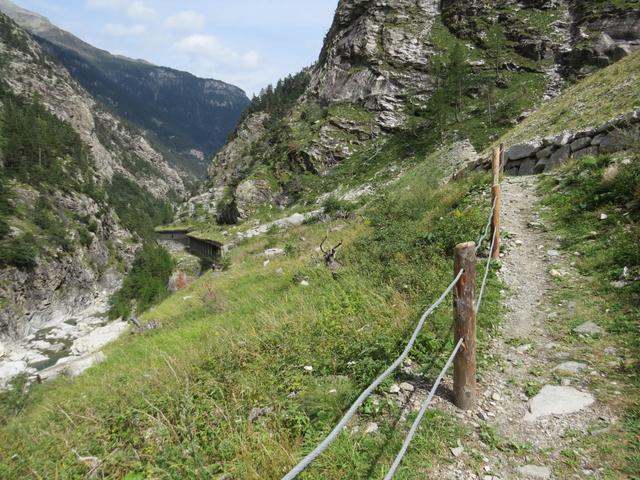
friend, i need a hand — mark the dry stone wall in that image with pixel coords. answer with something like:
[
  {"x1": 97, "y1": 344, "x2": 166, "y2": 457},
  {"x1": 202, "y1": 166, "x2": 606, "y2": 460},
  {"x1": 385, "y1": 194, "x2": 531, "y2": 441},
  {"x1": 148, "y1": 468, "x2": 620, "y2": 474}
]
[{"x1": 470, "y1": 108, "x2": 640, "y2": 176}]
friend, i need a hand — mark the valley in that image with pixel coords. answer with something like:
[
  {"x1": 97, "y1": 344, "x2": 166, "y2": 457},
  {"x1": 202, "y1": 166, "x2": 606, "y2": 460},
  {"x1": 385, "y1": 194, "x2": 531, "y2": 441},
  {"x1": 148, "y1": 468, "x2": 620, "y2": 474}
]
[{"x1": 0, "y1": 0, "x2": 639, "y2": 478}]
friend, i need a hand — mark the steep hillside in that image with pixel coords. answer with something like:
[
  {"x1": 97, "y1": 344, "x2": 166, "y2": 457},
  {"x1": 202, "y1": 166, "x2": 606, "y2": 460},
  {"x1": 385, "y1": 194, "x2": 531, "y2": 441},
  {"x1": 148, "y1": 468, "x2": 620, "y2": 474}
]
[
  {"x1": 0, "y1": 11, "x2": 184, "y2": 338},
  {"x1": 0, "y1": 2, "x2": 638, "y2": 479},
  {"x1": 192, "y1": 0, "x2": 639, "y2": 224},
  {"x1": 0, "y1": 0, "x2": 250, "y2": 178}
]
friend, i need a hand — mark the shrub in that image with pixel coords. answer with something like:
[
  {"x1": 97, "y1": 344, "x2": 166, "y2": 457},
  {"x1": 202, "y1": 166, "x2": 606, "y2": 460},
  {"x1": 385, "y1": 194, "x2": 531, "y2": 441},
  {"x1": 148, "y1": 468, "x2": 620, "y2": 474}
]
[
  {"x1": 322, "y1": 196, "x2": 357, "y2": 217},
  {"x1": 0, "y1": 235, "x2": 38, "y2": 270},
  {"x1": 109, "y1": 244, "x2": 175, "y2": 319}
]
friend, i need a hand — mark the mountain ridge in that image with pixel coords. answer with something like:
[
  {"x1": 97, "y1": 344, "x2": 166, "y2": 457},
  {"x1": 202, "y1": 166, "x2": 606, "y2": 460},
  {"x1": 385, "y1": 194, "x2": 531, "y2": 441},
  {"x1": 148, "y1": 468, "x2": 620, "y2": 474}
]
[{"x1": 0, "y1": 0, "x2": 250, "y2": 178}]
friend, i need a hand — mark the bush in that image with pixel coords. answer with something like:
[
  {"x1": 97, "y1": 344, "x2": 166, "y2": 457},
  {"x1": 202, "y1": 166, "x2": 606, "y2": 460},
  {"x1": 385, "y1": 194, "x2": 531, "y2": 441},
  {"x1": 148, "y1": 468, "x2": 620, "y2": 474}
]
[
  {"x1": 78, "y1": 227, "x2": 93, "y2": 247},
  {"x1": 322, "y1": 196, "x2": 357, "y2": 217},
  {"x1": 0, "y1": 235, "x2": 38, "y2": 270},
  {"x1": 109, "y1": 244, "x2": 175, "y2": 319}
]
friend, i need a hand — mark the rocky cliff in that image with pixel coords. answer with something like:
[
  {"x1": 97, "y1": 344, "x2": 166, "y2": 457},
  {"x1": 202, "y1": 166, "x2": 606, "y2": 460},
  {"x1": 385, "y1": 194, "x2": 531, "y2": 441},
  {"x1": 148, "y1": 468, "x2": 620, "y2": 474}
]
[
  {"x1": 196, "y1": 0, "x2": 639, "y2": 223},
  {"x1": 0, "y1": 0, "x2": 250, "y2": 178},
  {"x1": 0, "y1": 12, "x2": 184, "y2": 338}
]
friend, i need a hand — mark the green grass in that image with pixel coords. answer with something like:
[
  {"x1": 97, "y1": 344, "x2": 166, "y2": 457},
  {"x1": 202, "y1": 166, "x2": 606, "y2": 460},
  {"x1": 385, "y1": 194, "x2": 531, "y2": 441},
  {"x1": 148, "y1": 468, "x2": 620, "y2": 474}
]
[
  {"x1": 537, "y1": 150, "x2": 640, "y2": 477},
  {"x1": 502, "y1": 50, "x2": 640, "y2": 145},
  {"x1": 0, "y1": 160, "x2": 503, "y2": 479}
]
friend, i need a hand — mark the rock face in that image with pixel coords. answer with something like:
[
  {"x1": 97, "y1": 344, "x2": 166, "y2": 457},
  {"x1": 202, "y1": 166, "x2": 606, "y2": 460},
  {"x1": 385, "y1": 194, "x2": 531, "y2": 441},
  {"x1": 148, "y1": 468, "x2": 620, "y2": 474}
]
[
  {"x1": 0, "y1": 13, "x2": 184, "y2": 339},
  {"x1": 309, "y1": 0, "x2": 439, "y2": 131},
  {"x1": 194, "y1": 0, "x2": 638, "y2": 219},
  {"x1": 0, "y1": 0, "x2": 249, "y2": 178},
  {"x1": 560, "y1": 2, "x2": 640, "y2": 77}
]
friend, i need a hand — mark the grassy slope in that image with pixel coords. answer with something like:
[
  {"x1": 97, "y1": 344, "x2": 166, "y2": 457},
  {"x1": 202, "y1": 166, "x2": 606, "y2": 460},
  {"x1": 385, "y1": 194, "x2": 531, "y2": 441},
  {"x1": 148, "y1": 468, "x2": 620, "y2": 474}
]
[
  {"x1": 0, "y1": 156, "x2": 502, "y2": 478},
  {"x1": 502, "y1": 50, "x2": 640, "y2": 145},
  {"x1": 538, "y1": 150, "x2": 639, "y2": 477}
]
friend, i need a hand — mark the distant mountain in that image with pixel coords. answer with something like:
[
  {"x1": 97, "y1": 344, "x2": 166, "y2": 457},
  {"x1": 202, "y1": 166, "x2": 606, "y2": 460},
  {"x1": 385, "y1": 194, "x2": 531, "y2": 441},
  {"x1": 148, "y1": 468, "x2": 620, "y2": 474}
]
[
  {"x1": 0, "y1": 0, "x2": 250, "y2": 178},
  {"x1": 0, "y1": 11, "x2": 184, "y2": 337}
]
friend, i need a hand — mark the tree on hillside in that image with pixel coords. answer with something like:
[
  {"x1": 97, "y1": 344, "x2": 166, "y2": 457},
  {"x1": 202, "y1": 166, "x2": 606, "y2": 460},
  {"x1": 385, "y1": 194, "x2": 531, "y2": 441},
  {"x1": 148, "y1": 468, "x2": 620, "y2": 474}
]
[{"x1": 448, "y1": 43, "x2": 469, "y2": 123}]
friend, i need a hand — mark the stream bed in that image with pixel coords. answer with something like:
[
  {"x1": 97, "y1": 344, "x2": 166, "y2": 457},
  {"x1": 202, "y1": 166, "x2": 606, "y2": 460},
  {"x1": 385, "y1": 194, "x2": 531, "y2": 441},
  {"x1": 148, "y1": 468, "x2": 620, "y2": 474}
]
[{"x1": 0, "y1": 290, "x2": 128, "y2": 389}]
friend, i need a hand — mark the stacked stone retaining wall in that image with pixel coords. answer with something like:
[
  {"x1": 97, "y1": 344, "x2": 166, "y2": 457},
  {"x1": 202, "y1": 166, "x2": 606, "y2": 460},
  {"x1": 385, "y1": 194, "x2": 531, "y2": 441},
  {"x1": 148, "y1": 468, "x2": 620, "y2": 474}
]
[{"x1": 467, "y1": 108, "x2": 640, "y2": 176}]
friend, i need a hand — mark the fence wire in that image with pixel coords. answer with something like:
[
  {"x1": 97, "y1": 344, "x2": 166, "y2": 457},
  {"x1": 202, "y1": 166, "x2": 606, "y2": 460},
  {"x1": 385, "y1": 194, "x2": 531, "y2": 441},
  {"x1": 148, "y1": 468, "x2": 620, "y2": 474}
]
[
  {"x1": 476, "y1": 225, "x2": 498, "y2": 315},
  {"x1": 383, "y1": 337, "x2": 465, "y2": 479},
  {"x1": 283, "y1": 188, "x2": 500, "y2": 480},
  {"x1": 282, "y1": 269, "x2": 464, "y2": 480}
]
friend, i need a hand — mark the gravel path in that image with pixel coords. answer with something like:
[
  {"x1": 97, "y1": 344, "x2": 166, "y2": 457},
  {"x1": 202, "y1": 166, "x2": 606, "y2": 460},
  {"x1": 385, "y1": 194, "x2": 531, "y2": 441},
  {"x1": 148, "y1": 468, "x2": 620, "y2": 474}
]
[{"x1": 429, "y1": 175, "x2": 614, "y2": 480}]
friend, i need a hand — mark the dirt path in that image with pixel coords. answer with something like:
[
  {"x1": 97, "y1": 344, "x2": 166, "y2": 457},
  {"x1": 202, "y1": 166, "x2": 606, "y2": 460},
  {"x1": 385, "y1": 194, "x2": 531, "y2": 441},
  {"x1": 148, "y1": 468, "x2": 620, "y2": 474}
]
[{"x1": 431, "y1": 175, "x2": 614, "y2": 480}]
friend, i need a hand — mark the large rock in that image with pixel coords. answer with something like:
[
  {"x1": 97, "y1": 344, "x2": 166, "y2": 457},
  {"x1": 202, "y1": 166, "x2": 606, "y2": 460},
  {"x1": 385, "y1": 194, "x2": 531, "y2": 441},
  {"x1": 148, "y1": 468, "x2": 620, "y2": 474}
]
[
  {"x1": 525, "y1": 385, "x2": 595, "y2": 421},
  {"x1": 71, "y1": 321, "x2": 128, "y2": 355},
  {"x1": 519, "y1": 158, "x2": 538, "y2": 176},
  {"x1": 545, "y1": 145, "x2": 571, "y2": 171},
  {"x1": 508, "y1": 142, "x2": 542, "y2": 161},
  {"x1": 40, "y1": 351, "x2": 107, "y2": 381},
  {"x1": 573, "y1": 146, "x2": 599, "y2": 159},
  {"x1": 235, "y1": 179, "x2": 275, "y2": 219},
  {"x1": 570, "y1": 137, "x2": 592, "y2": 152}
]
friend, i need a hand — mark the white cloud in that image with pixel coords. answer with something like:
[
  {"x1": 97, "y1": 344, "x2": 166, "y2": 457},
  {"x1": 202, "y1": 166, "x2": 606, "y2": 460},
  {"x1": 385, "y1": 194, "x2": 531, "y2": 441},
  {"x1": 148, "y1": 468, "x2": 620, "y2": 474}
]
[
  {"x1": 127, "y1": 1, "x2": 156, "y2": 20},
  {"x1": 103, "y1": 23, "x2": 147, "y2": 37},
  {"x1": 165, "y1": 11, "x2": 206, "y2": 30},
  {"x1": 174, "y1": 34, "x2": 260, "y2": 68},
  {"x1": 86, "y1": 0, "x2": 156, "y2": 20}
]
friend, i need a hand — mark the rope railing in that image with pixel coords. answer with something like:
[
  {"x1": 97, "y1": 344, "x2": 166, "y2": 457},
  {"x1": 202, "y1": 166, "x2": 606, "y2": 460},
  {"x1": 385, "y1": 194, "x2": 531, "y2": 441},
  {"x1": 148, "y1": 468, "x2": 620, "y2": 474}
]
[
  {"x1": 282, "y1": 268, "x2": 465, "y2": 480},
  {"x1": 283, "y1": 149, "x2": 504, "y2": 479},
  {"x1": 383, "y1": 337, "x2": 465, "y2": 480},
  {"x1": 476, "y1": 224, "x2": 498, "y2": 315}
]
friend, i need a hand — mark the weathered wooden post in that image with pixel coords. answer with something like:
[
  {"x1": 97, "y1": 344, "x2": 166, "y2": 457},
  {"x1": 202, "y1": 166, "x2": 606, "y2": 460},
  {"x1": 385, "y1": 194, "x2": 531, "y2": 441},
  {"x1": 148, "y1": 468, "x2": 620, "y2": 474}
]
[
  {"x1": 454, "y1": 241, "x2": 477, "y2": 410},
  {"x1": 491, "y1": 146, "x2": 502, "y2": 259}
]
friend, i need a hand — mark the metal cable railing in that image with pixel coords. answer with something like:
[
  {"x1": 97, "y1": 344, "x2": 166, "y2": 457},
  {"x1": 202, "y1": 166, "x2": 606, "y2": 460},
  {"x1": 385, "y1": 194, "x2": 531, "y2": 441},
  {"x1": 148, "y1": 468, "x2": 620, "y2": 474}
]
[
  {"x1": 383, "y1": 337, "x2": 465, "y2": 479},
  {"x1": 282, "y1": 269, "x2": 465, "y2": 480},
  {"x1": 384, "y1": 195, "x2": 499, "y2": 478},
  {"x1": 476, "y1": 225, "x2": 498, "y2": 315},
  {"x1": 283, "y1": 183, "x2": 500, "y2": 480}
]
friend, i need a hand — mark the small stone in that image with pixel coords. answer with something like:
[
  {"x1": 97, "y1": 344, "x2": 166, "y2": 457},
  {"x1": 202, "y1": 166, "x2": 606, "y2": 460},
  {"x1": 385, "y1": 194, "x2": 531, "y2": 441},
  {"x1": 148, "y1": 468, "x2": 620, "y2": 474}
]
[
  {"x1": 264, "y1": 248, "x2": 285, "y2": 257},
  {"x1": 550, "y1": 269, "x2": 563, "y2": 278},
  {"x1": 515, "y1": 240, "x2": 523, "y2": 246},
  {"x1": 300, "y1": 280, "x2": 310, "y2": 287},
  {"x1": 389, "y1": 384, "x2": 401, "y2": 394},
  {"x1": 365, "y1": 422, "x2": 379, "y2": 434},
  {"x1": 574, "y1": 321, "x2": 603, "y2": 335},
  {"x1": 451, "y1": 446, "x2": 465, "y2": 457},
  {"x1": 547, "y1": 249, "x2": 561, "y2": 257},
  {"x1": 491, "y1": 392, "x2": 502, "y2": 402},
  {"x1": 263, "y1": 260, "x2": 270, "y2": 267},
  {"x1": 600, "y1": 213, "x2": 608, "y2": 221},
  {"x1": 248, "y1": 406, "x2": 273, "y2": 423},
  {"x1": 399, "y1": 382, "x2": 415, "y2": 392},
  {"x1": 554, "y1": 361, "x2": 588, "y2": 374},
  {"x1": 303, "y1": 365, "x2": 313, "y2": 372},
  {"x1": 517, "y1": 465, "x2": 552, "y2": 479}
]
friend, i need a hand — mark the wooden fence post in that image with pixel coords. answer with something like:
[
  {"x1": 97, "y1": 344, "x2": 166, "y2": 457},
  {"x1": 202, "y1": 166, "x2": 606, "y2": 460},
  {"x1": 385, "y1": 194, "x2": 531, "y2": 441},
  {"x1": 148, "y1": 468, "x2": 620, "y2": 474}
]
[
  {"x1": 453, "y1": 241, "x2": 477, "y2": 410},
  {"x1": 491, "y1": 147, "x2": 502, "y2": 259}
]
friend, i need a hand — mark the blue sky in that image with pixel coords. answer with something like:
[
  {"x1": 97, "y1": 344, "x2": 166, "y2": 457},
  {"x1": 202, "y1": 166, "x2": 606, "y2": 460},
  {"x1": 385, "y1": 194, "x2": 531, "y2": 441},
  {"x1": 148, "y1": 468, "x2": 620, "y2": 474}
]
[{"x1": 14, "y1": 0, "x2": 337, "y2": 96}]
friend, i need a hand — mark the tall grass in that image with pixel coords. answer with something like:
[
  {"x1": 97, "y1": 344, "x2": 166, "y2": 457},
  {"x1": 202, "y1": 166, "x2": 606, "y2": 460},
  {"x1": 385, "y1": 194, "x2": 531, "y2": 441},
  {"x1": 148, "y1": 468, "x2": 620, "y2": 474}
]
[{"x1": 0, "y1": 163, "x2": 501, "y2": 479}]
